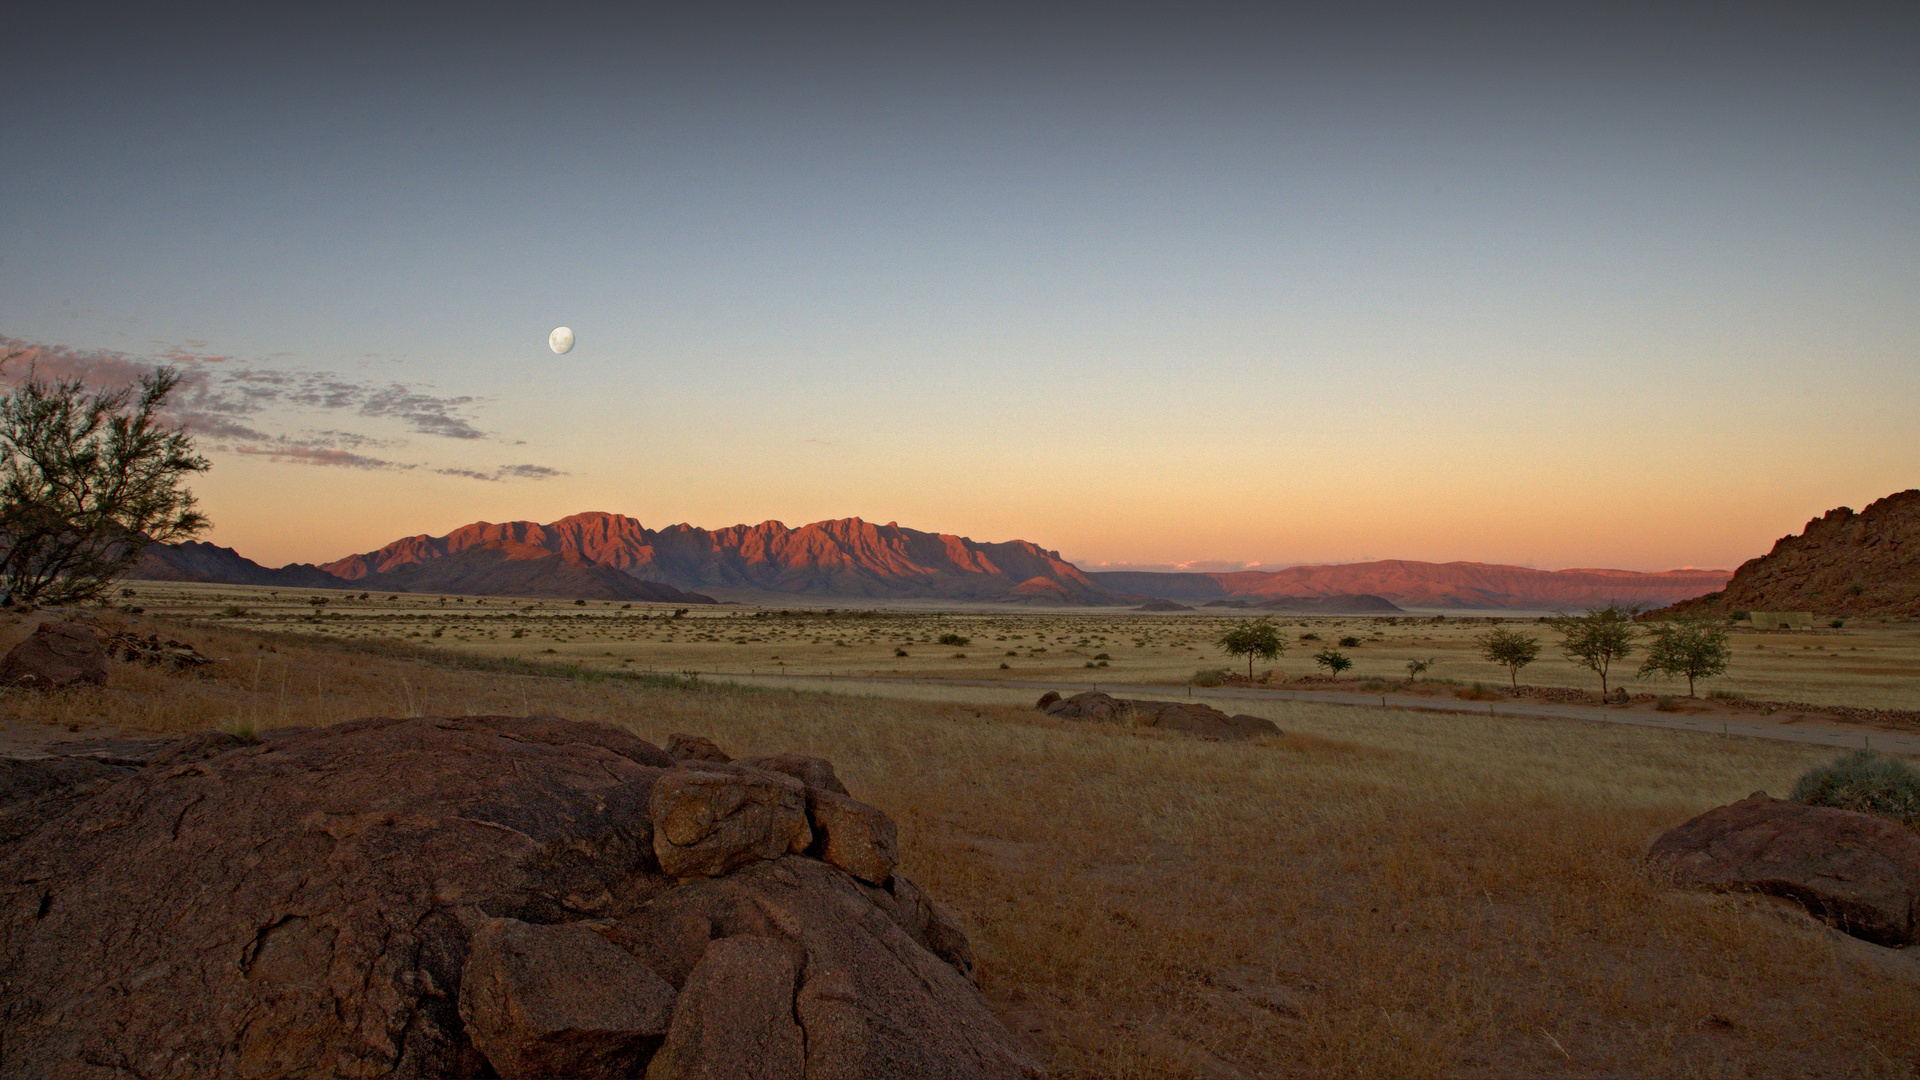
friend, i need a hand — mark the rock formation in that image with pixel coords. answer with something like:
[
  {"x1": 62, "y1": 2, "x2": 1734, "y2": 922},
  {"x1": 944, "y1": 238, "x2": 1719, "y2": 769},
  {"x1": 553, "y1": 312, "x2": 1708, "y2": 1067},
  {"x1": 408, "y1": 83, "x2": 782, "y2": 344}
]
[
  {"x1": 1038, "y1": 691, "x2": 1280, "y2": 741},
  {"x1": 1648, "y1": 791, "x2": 1920, "y2": 946},
  {"x1": 1659, "y1": 489, "x2": 1920, "y2": 619},
  {"x1": 0, "y1": 620, "x2": 108, "y2": 690},
  {"x1": 0, "y1": 715, "x2": 1038, "y2": 1079}
]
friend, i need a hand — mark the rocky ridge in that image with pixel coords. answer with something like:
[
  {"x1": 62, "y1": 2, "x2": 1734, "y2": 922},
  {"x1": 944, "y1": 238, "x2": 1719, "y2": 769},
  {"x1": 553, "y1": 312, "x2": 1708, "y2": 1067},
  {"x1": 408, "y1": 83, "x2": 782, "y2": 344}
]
[{"x1": 1661, "y1": 489, "x2": 1920, "y2": 619}]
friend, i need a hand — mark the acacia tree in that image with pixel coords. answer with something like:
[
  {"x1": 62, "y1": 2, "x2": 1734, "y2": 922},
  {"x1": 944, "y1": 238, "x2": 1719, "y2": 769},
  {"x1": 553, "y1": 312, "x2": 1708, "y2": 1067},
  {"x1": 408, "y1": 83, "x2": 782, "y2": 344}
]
[
  {"x1": 0, "y1": 366, "x2": 209, "y2": 605},
  {"x1": 1545, "y1": 603, "x2": 1639, "y2": 700},
  {"x1": 1474, "y1": 625, "x2": 1542, "y2": 688},
  {"x1": 1217, "y1": 616, "x2": 1285, "y2": 680},
  {"x1": 1638, "y1": 618, "x2": 1731, "y2": 696},
  {"x1": 1312, "y1": 648, "x2": 1353, "y2": 677}
]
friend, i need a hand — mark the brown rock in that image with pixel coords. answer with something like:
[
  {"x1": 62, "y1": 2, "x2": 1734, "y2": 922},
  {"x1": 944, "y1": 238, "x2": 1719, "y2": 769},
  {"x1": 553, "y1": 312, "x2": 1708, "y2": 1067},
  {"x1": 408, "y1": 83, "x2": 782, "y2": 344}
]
[
  {"x1": 0, "y1": 715, "x2": 671, "y2": 1078},
  {"x1": 741, "y1": 752, "x2": 849, "y2": 795},
  {"x1": 634, "y1": 858, "x2": 1037, "y2": 1079},
  {"x1": 1043, "y1": 692, "x2": 1277, "y2": 741},
  {"x1": 1648, "y1": 791, "x2": 1920, "y2": 946},
  {"x1": 0, "y1": 716, "x2": 1033, "y2": 1080},
  {"x1": 461, "y1": 917, "x2": 677, "y2": 1078},
  {"x1": 650, "y1": 766, "x2": 811, "y2": 879},
  {"x1": 0, "y1": 620, "x2": 107, "y2": 689},
  {"x1": 667, "y1": 733, "x2": 732, "y2": 763},
  {"x1": 646, "y1": 935, "x2": 806, "y2": 1080},
  {"x1": 1044, "y1": 691, "x2": 1122, "y2": 722},
  {"x1": 1035, "y1": 691, "x2": 1061, "y2": 710},
  {"x1": 807, "y1": 788, "x2": 900, "y2": 884}
]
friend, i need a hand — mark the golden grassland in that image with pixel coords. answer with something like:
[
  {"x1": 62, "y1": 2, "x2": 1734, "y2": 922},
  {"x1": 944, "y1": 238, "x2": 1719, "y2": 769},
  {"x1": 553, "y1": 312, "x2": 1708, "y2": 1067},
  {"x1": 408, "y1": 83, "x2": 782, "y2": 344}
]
[
  {"x1": 116, "y1": 581, "x2": 1920, "y2": 710},
  {"x1": 5, "y1": 609, "x2": 1920, "y2": 1077}
]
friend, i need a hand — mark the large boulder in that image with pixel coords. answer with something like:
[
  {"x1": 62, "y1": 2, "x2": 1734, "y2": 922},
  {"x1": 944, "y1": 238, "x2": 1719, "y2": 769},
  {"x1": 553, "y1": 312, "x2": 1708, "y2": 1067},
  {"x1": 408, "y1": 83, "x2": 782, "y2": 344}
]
[
  {"x1": 1648, "y1": 791, "x2": 1920, "y2": 946},
  {"x1": 650, "y1": 763, "x2": 813, "y2": 879},
  {"x1": 0, "y1": 621, "x2": 108, "y2": 690},
  {"x1": 0, "y1": 715, "x2": 1039, "y2": 1080},
  {"x1": 1042, "y1": 691, "x2": 1280, "y2": 741}
]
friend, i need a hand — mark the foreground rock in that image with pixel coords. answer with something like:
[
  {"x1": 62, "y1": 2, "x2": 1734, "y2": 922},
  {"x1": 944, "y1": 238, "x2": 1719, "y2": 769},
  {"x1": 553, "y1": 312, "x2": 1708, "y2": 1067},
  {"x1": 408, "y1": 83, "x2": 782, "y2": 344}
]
[
  {"x1": 0, "y1": 621, "x2": 108, "y2": 690},
  {"x1": 0, "y1": 715, "x2": 1038, "y2": 1079},
  {"x1": 1648, "y1": 792, "x2": 1920, "y2": 946},
  {"x1": 1039, "y1": 691, "x2": 1280, "y2": 741}
]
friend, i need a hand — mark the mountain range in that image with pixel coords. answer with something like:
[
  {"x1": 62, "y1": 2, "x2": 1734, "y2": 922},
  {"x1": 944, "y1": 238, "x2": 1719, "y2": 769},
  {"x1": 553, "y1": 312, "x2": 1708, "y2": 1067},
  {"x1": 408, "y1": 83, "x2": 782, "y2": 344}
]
[{"x1": 131, "y1": 510, "x2": 1733, "y2": 610}]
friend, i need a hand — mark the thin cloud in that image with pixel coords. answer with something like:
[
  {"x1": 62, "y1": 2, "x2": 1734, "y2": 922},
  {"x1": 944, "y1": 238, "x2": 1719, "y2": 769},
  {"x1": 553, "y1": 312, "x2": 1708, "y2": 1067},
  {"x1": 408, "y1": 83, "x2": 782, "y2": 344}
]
[{"x1": 0, "y1": 337, "x2": 564, "y2": 481}]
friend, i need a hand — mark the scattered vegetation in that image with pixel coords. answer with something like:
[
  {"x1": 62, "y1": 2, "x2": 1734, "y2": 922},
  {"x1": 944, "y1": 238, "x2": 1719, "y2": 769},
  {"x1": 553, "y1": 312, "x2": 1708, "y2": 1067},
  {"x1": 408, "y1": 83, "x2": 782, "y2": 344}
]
[
  {"x1": 1474, "y1": 625, "x2": 1542, "y2": 688},
  {"x1": 1546, "y1": 604, "x2": 1639, "y2": 698},
  {"x1": 1217, "y1": 616, "x2": 1284, "y2": 680},
  {"x1": 1637, "y1": 618, "x2": 1732, "y2": 696},
  {"x1": 1312, "y1": 648, "x2": 1352, "y2": 676},
  {"x1": 1791, "y1": 750, "x2": 1920, "y2": 826}
]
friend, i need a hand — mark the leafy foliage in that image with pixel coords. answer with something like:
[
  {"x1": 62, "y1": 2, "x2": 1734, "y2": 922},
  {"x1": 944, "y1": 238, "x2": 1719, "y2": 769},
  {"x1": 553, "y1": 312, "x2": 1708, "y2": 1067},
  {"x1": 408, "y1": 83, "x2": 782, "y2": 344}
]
[
  {"x1": 1545, "y1": 603, "x2": 1639, "y2": 698},
  {"x1": 1792, "y1": 751, "x2": 1920, "y2": 826},
  {"x1": 0, "y1": 366, "x2": 208, "y2": 604},
  {"x1": 1474, "y1": 625, "x2": 1542, "y2": 688},
  {"x1": 1312, "y1": 649, "x2": 1352, "y2": 676},
  {"x1": 1636, "y1": 618, "x2": 1731, "y2": 696},
  {"x1": 1216, "y1": 616, "x2": 1285, "y2": 680}
]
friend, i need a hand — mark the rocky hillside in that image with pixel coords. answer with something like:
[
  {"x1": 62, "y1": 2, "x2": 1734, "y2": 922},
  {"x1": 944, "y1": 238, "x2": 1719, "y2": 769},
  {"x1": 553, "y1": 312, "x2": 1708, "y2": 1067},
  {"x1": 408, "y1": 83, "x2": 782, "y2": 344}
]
[
  {"x1": 1095, "y1": 561, "x2": 1729, "y2": 611},
  {"x1": 1661, "y1": 490, "x2": 1920, "y2": 618},
  {"x1": 132, "y1": 541, "x2": 345, "y2": 589},
  {"x1": 324, "y1": 512, "x2": 1123, "y2": 604}
]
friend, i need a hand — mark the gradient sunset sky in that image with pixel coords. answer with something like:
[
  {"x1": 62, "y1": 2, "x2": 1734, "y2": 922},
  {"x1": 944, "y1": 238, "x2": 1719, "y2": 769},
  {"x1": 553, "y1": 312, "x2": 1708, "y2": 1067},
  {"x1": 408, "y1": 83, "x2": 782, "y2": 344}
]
[{"x1": 3, "y1": 3, "x2": 1915, "y2": 572}]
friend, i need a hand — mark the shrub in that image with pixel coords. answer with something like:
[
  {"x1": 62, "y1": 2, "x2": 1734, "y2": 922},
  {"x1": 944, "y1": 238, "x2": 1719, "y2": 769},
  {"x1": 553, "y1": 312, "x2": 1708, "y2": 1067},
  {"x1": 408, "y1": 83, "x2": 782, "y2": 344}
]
[
  {"x1": 1298, "y1": 633, "x2": 1320, "y2": 641},
  {"x1": 1731, "y1": 610, "x2": 1749, "y2": 620},
  {"x1": 1831, "y1": 619, "x2": 1846, "y2": 629},
  {"x1": 1312, "y1": 649, "x2": 1352, "y2": 676},
  {"x1": 1791, "y1": 751, "x2": 1920, "y2": 826},
  {"x1": 1654, "y1": 695, "x2": 1679, "y2": 712},
  {"x1": 1706, "y1": 687, "x2": 1744, "y2": 700},
  {"x1": 1338, "y1": 636, "x2": 1361, "y2": 648},
  {"x1": 937, "y1": 633, "x2": 970, "y2": 646},
  {"x1": 1191, "y1": 668, "x2": 1228, "y2": 687},
  {"x1": 1093, "y1": 653, "x2": 1110, "y2": 660}
]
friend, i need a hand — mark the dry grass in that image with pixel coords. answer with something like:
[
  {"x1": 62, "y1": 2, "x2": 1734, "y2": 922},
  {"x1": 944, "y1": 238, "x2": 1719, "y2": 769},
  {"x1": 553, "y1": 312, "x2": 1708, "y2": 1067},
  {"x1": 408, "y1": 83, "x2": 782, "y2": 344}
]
[
  {"x1": 112, "y1": 580, "x2": 1920, "y2": 710},
  {"x1": 5, "y1": 612, "x2": 1919, "y2": 1078}
]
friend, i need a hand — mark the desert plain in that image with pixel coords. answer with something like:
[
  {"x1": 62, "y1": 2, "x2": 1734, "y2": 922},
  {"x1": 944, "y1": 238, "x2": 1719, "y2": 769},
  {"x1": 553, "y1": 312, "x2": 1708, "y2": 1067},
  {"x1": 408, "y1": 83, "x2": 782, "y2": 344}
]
[{"x1": 5, "y1": 583, "x2": 1919, "y2": 1078}]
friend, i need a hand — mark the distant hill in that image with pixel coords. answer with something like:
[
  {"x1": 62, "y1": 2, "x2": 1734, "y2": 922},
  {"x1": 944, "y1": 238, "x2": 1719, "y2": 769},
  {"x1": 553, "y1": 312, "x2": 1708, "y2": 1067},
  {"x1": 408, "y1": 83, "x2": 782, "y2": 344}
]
[
  {"x1": 1201, "y1": 593, "x2": 1403, "y2": 614},
  {"x1": 132, "y1": 541, "x2": 347, "y2": 590},
  {"x1": 1660, "y1": 490, "x2": 1920, "y2": 619},
  {"x1": 321, "y1": 512, "x2": 1124, "y2": 605},
  {"x1": 1094, "y1": 561, "x2": 1728, "y2": 611}
]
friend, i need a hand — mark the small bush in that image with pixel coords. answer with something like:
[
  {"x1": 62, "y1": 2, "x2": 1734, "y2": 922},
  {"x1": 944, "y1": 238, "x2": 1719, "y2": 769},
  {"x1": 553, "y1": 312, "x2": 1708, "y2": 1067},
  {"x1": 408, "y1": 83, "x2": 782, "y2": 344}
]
[
  {"x1": 1830, "y1": 619, "x2": 1845, "y2": 629},
  {"x1": 220, "y1": 605, "x2": 248, "y2": 617},
  {"x1": 894, "y1": 648, "x2": 908, "y2": 657},
  {"x1": 1455, "y1": 682, "x2": 1501, "y2": 701},
  {"x1": 1093, "y1": 653, "x2": 1110, "y2": 660},
  {"x1": 1791, "y1": 751, "x2": 1920, "y2": 826},
  {"x1": 1338, "y1": 636, "x2": 1361, "y2": 648},
  {"x1": 1731, "y1": 610, "x2": 1749, "y2": 620},
  {"x1": 998, "y1": 662, "x2": 1010, "y2": 669},
  {"x1": 1654, "y1": 695, "x2": 1680, "y2": 712},
  {"x1": 1298, "y1": 633, "x2": 1320, "y2": 641},
  {"x1": 1191, "y1": 668, "x2": 1228, "y2": 687},
  {"x1": 1706, "y1": 688, "x2": 1743, "y2": 700},
  {"x1": 937, "y1": 633, "x2": 970, "y2": 646}
]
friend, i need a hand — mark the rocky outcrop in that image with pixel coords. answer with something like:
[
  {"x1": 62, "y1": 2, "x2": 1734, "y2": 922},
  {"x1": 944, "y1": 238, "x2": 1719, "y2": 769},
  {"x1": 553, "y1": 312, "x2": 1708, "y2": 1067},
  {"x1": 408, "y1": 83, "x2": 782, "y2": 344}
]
[
  {"x1": 0, "y1": 620, "x2": 108, "y2": 690},
  {"x1": 1661, "y1": 489, "x2": 1920, "y2": 618},
  {"x1": 1648, "y1": 791, "x2": 1920, "y2": 946},
  {"x1": 0, "y1": 715, "x2": 1038, "y2": 1079},
  {"x1": 1039, "y1": 691, "x2": 1280, "y2": 741}
]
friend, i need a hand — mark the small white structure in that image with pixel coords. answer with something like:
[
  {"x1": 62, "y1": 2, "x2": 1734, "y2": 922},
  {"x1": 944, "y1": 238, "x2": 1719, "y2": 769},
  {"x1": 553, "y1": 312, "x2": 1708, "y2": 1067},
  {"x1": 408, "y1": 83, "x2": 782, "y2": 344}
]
[{"x1": 1747, "y1": 611, "x2": 1814, "y2": 630}]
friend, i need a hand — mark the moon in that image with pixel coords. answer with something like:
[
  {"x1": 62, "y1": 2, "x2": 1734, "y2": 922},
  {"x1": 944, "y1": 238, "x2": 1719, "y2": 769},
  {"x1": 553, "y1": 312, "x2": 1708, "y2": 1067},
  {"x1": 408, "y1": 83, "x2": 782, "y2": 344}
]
[{"x1": 548, "y1": 326, "x2": 575, "y2": 354}]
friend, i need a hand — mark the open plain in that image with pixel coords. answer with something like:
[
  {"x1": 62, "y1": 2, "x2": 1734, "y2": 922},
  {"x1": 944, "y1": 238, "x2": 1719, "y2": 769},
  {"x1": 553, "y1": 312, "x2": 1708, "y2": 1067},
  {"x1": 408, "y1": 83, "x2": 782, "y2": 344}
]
[{"x1": 5, "y1": 593, "x2": 1920, "y2": 1078}]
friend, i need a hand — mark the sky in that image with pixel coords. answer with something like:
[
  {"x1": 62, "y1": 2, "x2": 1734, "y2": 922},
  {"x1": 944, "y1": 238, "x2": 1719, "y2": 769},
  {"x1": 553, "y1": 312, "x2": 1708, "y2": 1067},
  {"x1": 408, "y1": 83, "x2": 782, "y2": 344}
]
[{"x1": 3, "y1": 2, "x2": 1915, "y2": 573}]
